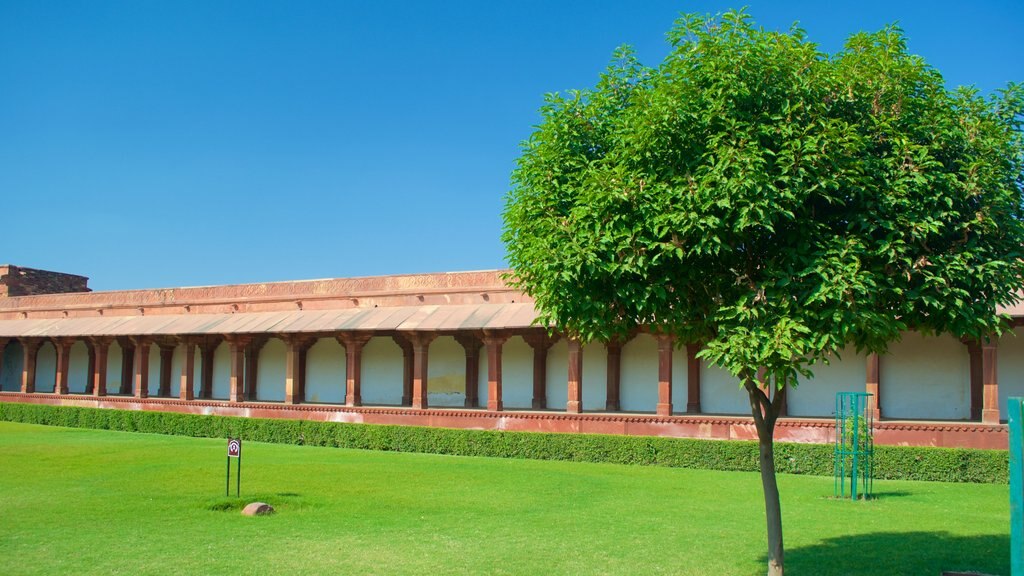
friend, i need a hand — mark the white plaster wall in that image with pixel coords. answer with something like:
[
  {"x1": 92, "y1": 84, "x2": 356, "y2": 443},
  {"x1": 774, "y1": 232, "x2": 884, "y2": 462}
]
[
  {"x1": 502, "y1": 337, "x2": 533, "y2": 409},
  {"x1": 672, "y1": 347, "x2": 689, "y2": 409},
  {"x1": 35, "y1": 342, "x2": 57, "y2": 393},
  {"x1": 427, "y1": 336, "x2": 466, "y2": 407},
  {"x1": 257, "y1": 338, "x2": 287, "y2": 402},
  {"x1": 170, "y1": 345, "x2": 182, "y2": 397},
  {"x1": 68, "y1": 341, "x2": 90, "y2": 393},
  {"x1": 997, "y1": 327, "x2": 1024, "y2": 421},
  {"x1": 361, "y1": 337, "x2": 403, "y2": 405},
  {"x1": 146, "y1": 347, "x2": 161, "y2": 397},
  {"x1": 305, "y1": 338, "x2": 345, "y2": 404},
  {"x1": 104, "y1": 342, "x2": 124, "y2": 395},
  {"x1": 1, "y1": 341, "x2": 23, "y2": 391},
  {"x1": 620, "y1": 335, "x2": 658, "y2": 412},
  {"x1": 212, "y1": 343, "x2": 232, "y2": 400},
  {"x1": 789, "y1": 347, "x2": 867, "y2": 418},
  {"x1": 701, "y1": 361, "x2": 749, "y2": 415},
  {"x1": 537, "y1": 341, "x2": 608, "y2": 411},
  {"x1": 582, "y1": 343, "x2": 608, "y2": 411},
  {"x1": 545, "y1": 340, "x2": 568, "y2": 409},
  {"x1": 882, "y1": 332, "x2": 969, "y2": 420}
]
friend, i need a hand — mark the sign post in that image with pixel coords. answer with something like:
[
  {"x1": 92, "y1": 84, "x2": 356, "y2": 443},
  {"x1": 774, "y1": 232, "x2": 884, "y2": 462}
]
[{"x1": 227, "y1": 438, "x2": 242, "y2": 497}]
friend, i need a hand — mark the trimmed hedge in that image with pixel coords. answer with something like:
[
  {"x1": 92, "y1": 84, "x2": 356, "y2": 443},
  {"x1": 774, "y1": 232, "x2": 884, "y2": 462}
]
[{"x1": 0, "y1": 402, "x2": 1008, "y2": 484}]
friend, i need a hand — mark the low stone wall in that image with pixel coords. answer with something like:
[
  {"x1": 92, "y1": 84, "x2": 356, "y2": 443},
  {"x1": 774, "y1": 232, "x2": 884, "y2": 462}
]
[{"x1": 0, "y1": 392, "x2": 1007, "y2": 450}]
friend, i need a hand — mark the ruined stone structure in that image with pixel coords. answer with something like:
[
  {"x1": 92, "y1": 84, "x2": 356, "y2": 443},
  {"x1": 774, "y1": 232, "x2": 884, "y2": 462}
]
[
  {"x1": 0, "y1": 265, "x2": 90, "y2": 297},
  {"x1": 0, "y1": 267, "x2": 1013, "y2": 449}
]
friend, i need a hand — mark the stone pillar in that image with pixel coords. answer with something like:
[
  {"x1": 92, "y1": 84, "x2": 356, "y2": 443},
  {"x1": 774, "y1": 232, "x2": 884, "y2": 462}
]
[
  {"x1": 227, "y1": 336, "x2": 250, "y2": 403},
  {"x1": 132, "y1": 338, "x2": 151, "y2": 399},
  {"x1": 605, "y1": 340, "x2": 622, "y2": 412},
  {"x1": 338, "y1": 334, "x2": 372, "y2": 407},
  {"x1": 406, "y1": 333, "x2": 435, "y2": 410},
  {"x1": 283, "y1": 335, "x2": 312, "y2": 405},
  {"x1": 54, "y1": 338, "x2": 74, "y2": 395},
  {"x1": 116, "y1": 338, "x2": 134, "y2": 395},
  {"x1": 179, "y1": 338, "x2": 196, "y2": 401},
  {"x1": 865, "y1": 352, "x2": 881, "y2": 420},
  {"x1": 566, "y1": 338, "x2": 583, "y2": 414},
  {"x1": 657, "y1": 335, "x2": 673, "y2": 416},
  {"x1": 392, "y1": 334, "x2": 414, "y2": 406},
  {"x1": 454, "y1": 333, "x2": 482, "y2": 408},
  {"x1": 19, "y1": 338, "x2": 42, "y2": 394},
  {"x1": 982, "y1": 341, "x2": 1000, "y2": 424},
  {"x1": 483, "y1": 332, "x2": 507, "y2": 412},
  {"x1": 91, "y1": 337, "x2": 112, "y2": 396},
  {"x1": 157, "y1": 341, "x2": 175, "y2": 397},
  {"x1": 199, "y1": 337, "x2": 221, "y2": 400},
  {"x1": 523, "y1": 332, "x2": 557, "y2": 410},
  {"x1": 244, "y1": 337, "x2": 267, "y2": 402},
  {"x1": 686, "y1": 343, "x2": 702, "y2": 414}
]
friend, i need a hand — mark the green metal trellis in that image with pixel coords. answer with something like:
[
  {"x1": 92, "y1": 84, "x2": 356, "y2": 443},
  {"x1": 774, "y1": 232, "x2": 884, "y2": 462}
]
[{"x1": 834, "y1": 392, "x2": 874, "y2": 500}]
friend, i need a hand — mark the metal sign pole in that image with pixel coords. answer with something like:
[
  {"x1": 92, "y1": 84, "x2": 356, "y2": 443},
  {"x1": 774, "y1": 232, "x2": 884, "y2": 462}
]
[
  {"x1": 236, "y1": 448, "x2": 242, "y2": 497},
  {"x1": 225, "y1": 454, "x2": 230, "y2": 497}
]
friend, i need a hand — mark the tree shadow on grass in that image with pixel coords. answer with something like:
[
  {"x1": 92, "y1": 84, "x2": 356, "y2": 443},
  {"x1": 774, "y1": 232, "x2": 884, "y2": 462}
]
[{"x1": 777, "y1": 532, "x2": 1009, "y2": 576}]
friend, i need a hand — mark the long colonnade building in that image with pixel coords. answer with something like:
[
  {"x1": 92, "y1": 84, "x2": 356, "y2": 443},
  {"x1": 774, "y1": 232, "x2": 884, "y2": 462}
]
[{"x1": 0, "y1": 265, "x2": 1014, "y2": 449}]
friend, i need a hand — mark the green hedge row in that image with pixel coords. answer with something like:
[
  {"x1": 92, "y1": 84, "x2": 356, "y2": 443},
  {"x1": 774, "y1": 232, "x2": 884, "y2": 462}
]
[{"x1": 0, "y1": 402, "x2": 1008, "y2": 484}]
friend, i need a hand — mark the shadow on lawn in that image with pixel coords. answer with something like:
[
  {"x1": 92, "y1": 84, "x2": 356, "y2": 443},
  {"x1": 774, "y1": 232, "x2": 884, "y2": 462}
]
[{"x1": 775, "y1": 532, "x2": 1009, "y2": 576}]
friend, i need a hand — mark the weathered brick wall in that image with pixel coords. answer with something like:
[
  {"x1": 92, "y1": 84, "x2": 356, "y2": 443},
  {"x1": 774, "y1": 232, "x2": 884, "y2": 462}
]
[{"x1": 0, "y1": 265, "x2": 90, "y2": 297}]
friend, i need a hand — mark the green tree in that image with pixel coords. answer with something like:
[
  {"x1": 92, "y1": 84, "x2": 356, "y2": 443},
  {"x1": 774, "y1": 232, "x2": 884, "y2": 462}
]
[{"x1": 502, "y1": 10, "x2": 1024, "y2": 575}]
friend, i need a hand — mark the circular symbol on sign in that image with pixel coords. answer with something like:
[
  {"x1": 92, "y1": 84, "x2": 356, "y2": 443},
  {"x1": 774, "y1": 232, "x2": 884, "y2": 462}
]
[{"x1": 228, "y1": 438, "x2": 241, "y2": 457}]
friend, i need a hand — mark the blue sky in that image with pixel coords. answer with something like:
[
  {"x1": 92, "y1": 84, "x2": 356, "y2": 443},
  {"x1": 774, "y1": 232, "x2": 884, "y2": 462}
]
[{"x1": 2, "y1": 1, "x2": 1022, "y2": 291}]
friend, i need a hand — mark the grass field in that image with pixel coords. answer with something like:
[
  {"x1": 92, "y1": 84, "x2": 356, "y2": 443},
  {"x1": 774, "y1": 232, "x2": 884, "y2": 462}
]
[{"x1": 0, "y1": 422, "x2": 1011, "y2": 575}]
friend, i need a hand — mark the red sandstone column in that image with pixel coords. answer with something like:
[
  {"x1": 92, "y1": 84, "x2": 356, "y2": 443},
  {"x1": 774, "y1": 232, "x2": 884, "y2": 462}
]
[
  {"x1": 283, "y1": 335, "x2": 311, "y2": 405},
  {"x1": 19, "y1": 338, "x2": 42, "y2": 394},
  {"x1": 967, "y1": 342, "x2": 983, "y2": 421},
  {"x1": 179, "y1": 338, "x2": 196, "y2": 401},
  {"x1": 199, "y1": 337, "x2": 221, "y2": 400},
  {"x1": 157, "y1": 341, "x2": 175, "y2": 397},
  {"x1": 132, "y1": 338, "x2": 150, "y2": 399},
  {"x1": 392, "y1": 334, "x2": 414, "y2": 406},
  {"x1": 523, "y1": 332, "x2": 557, "y2": 410},
  {"x1": 91, "y1": 338, "x2": 111, "y2": 396},
  {"x1": 338, "y1": 334, "x2": 372, "y2": 407},
  {"x1": 118, "y1": 338, "x2": 135, "y2": 395},
  {"x1": 866, "y1": 352, "x2": 881, "y2": 420},
  {"x1": 54, "y1": 338, "x2": 73, "y2": 395},
  {"x1": 605, "y1": 340, "x2": 622, "y2": 412},
  {"x1": 227, "y1": 336, "x2": 249, "y2": 403},
  {"x1": 657, "y1": 335, "x2": 673, "y2": 416},
  {"x1": 454, "y1": 333, "x2": 482, "y2": 408},
  {"x1": 483, "y1": 332, "x2": 507, "y2": 412},
  {"x1": 408, "y1": 333, "x2": 435, "y2": 410},
  {"x1": 244, "y1": 337, "x2": 267, "y2": 401},
  {"x1": 981, "y1": 341, "x2": 1000, "y2": 424},
  {"x1": 566, "y1": 338, "x2": 583, "y2": 414},
  {"x1": 686, "y1": 343, "x2": 702, "y2": 413}
]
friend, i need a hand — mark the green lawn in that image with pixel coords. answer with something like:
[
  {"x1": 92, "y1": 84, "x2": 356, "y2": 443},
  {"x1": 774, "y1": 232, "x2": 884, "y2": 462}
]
[{"x1": 0, "y1": 422, "x2": 1010, "y2": 575}]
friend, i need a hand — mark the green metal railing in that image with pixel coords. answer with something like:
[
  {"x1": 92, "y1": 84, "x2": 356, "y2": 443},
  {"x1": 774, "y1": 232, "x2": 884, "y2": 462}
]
[
  {"x1": 1009, "y1": 397, "x2": 1022, "y2": 576},
  {"x1": 834, "y1": 392, "x2": 874, "y2": 500}
]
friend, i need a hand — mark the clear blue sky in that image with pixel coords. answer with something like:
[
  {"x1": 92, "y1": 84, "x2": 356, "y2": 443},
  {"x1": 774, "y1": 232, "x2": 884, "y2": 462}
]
[{"x1": 2, "y1": 1, "x2": 1021, "y2": 291}]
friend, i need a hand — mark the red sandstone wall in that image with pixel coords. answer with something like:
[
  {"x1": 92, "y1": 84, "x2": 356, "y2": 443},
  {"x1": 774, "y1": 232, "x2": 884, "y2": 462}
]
[{"x1": 0, "y1": 269, "x2": 530, "y2": 320}]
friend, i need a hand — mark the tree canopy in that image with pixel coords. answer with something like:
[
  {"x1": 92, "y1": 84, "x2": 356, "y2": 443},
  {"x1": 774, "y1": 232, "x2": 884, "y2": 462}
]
[{"x1": 502, "y1": 10, "x2": 1024, "y2": 575}]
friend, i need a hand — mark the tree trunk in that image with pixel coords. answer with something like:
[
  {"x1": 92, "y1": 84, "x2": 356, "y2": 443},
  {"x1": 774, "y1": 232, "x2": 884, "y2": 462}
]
[
  {"x1": 745, "y1": 376, "x2": 785, "y2": 576},
  {"x1": 758, "y1": 429, "x2": 785, "y2": 575}
]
